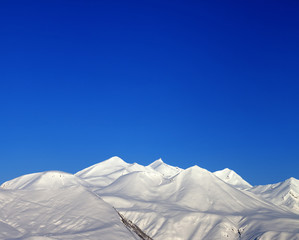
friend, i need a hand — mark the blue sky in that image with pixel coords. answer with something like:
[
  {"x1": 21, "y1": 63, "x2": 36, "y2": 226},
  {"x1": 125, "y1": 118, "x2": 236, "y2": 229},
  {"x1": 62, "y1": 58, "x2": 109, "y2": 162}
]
[{"x1": 1, "y1": 0, "x2": 298, "y2": 185}]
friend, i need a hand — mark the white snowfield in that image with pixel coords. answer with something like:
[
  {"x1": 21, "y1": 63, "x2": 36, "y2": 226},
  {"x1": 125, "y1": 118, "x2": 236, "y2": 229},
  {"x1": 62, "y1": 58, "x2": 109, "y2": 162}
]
[{"x1": 1, "y1": 156, "x2": 298, "y2": 240}]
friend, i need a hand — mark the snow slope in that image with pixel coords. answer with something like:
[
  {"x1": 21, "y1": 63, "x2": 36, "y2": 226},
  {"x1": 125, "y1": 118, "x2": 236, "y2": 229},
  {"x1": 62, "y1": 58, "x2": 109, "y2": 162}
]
[
  {"x1": 248, "y1": 177, "x2": 299, "y2": 213},
  {"x1": 214, "y1": 168, "x2": 252, "y2": 189},
  {"x1": 1, "y1": 171, "x2": 90, "y2": 190},
  {"x1": 148, "y1": 158, "x2": 182, "y2": 178},
  {"x1": 0, "y1": 171, "x2": 138, "y2": 240},
  {"x1": 1, "y1": 156, "x2": 299, "y2": 240}
]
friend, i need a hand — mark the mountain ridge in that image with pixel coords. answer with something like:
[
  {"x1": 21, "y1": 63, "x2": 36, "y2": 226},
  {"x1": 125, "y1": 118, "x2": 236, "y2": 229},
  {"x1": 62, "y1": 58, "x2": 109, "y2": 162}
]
[{"x1": 0, "y1": 156, "x2": 298, "y2": 240}]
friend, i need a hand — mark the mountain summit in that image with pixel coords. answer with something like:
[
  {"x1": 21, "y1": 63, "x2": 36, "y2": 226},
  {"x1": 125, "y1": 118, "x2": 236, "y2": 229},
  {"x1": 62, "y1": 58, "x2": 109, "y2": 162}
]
[
  {"x1": 249, "y1": 177, "x2": 299, "y2": 213},
  {"x1": 1, "y1": 171, "x2": 89, "y2": 190},
  {"x1": 148, "y1": 158, "x2": 182, "y2": 178},
  {"x1": 214, "y1": 168, "x2": 252, "y2": 189}
]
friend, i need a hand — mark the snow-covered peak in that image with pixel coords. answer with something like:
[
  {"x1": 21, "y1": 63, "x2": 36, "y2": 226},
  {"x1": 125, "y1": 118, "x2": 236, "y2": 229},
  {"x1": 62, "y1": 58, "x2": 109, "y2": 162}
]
[
  {"x1": 185, "y1": 165, "x2": 209, "y2": 173},
  {"x1": 287, "y1": 177, "x2": 299, "y2": 186},
  {"x1": 75, "y1": 156, "x2": 128, "y2": 178},
  {"x1": 101, "y1": 156, "x2": 128, "y2": 167},
  {"x1": 149, "y1": 158, "x2": 164, "y2": 168},
  {"x1": 172, "y1": 165, "x2": 214, "y2": 187},
  {"x1": 106, "y1": 156, "x2": 127, "y2": 164},
  {"x1": 214, "y1": 168, "x2": 252, "y2": 189},
  {"x1": 149, "y1": 158, "x2": 182, "y2": 178},
  {"x1": 1, "y1": 171, "x2": 89, "y2": 190},
  {"x1": 249, "y1": 177, "x2": 299, "y2": 213},
  {"x1": 75, "y1": 157, "x2": 157, "y2": 189}
]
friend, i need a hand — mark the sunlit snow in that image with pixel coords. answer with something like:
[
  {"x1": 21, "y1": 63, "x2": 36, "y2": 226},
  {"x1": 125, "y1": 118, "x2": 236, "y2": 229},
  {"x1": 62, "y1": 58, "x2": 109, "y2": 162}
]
[{"x1": 1, "y1": 156, "x2": 298, "y2": 239}]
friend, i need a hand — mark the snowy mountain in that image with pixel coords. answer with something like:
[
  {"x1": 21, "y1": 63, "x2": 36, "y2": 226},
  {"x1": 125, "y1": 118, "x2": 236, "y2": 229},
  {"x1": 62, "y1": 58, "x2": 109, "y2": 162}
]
[
  {"x1": 214, "y1": 168, "x2": 252, "y2": 189},
  {"x1": 75, "y1": 156, "x2": 155, "y2": 189},
  {"x1": 95, "y1": 162, "x2": 299, "y2": 239},
  {"x1": 0, "y1": 174, "x2": 138, "y2": 239},
  {"x1": 1, "y1": 156, "x2": 299, "y2": 240},
  {"x1": 1, "y1": 171, "x2": 90, "y2": 190},
  {"x1": 248, "y1": 177, "x2": 299, "y2": 213},
  {"x1": 148, "y1": 158, "x2": 182, "y2": 178}
]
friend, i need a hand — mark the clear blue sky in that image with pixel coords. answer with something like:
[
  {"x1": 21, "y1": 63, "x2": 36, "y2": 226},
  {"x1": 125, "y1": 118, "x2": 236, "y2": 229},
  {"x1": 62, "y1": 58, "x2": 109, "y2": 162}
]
[{"x1": 1, "y1": 0, "x2": 298, "y2": 185}]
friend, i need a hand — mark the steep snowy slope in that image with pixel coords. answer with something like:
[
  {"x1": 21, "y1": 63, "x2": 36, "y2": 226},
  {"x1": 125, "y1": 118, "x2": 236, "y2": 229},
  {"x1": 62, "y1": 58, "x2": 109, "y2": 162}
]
[
  {"x1": 0, "y1": 171, "x2": 139, "y2": 240},
  {"x1": 214, "y1": 168, "x2": 252, "y2": 189},
  {"x1": 248, "y1": 177, "x2": 299, "y2": 213},
  {"x1": 148, "y1": 159, "x2": 182, "y2": 178}
]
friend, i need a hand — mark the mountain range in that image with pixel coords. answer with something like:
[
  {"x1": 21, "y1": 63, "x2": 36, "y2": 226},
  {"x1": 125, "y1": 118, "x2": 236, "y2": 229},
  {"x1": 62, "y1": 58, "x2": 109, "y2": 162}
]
[{"x1": 0, "y1": 156, "x2": 298, "y2": 239}]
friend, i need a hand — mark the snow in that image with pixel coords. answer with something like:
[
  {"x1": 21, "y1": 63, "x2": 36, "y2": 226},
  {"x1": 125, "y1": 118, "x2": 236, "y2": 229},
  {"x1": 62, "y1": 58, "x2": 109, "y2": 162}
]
[
  {"x1": 214, "y1": 168, "x2": 252, "y2": 189},
  {"x1": 248, "y1": 177, "x2": 299, "y2": 213},
  {"x1": 1, "y1": 156, "x2": 299, "y2": 240},
  {"x1": 75, "y1": 156, "x2": 155, "y2": 189},
  {"x1": 95, "y1": 162, "x2": 299, "y2": 239},
  {"x1": 148, "y1": 158, "x2": 182, "y2": 178},
  {"x1": 1, "y1": 171, "x2": 90, "y2": 190},
  {"x1": 75, "y1": 156, "x2": 129, "y2": 179},
  {"x1": 0, "y1": 186, "x2": 137, "y2": 239}
]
